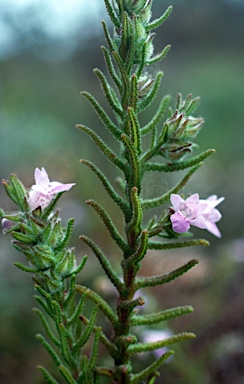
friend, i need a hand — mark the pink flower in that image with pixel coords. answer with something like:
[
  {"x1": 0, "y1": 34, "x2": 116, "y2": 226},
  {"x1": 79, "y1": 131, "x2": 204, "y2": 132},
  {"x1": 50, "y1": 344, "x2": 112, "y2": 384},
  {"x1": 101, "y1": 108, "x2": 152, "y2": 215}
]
[
  {"x1": 28, "y1": 167, "x2": 75, "y2": 211},
  {"x1": 170, "y1": 193, "x2": 224, "y2": 237},
  {"x1": 200, "y1": 195, "x2": 224, "y2": 238},
  {"x1": 170, "y1": 193, "x2": 207, "y2": 233}
]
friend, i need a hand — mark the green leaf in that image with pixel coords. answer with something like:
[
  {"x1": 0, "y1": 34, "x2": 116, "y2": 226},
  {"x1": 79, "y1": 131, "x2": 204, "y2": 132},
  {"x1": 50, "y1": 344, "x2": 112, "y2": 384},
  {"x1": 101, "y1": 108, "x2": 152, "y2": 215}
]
[
  {"x1": 80, "y1": 159, "x2": 128, "y2": 213},
  {"x1": 130, "y1": 305, "x2": 194, "y2": 326},
  {"x1": 142, "y1": 163, "x2": 202, "y2": 209},
  {"x1": 112, "y1": 50, "x2": 131, "y2": 110},
  {"x1": 129, "y1": 74, "x2": 138, "y2": 112},
  {"x1": 86, "y1": 199, "x2": 129, "y2": 252},
  {"x1": 53, "y1": 218, "x2": 74, "y2": 253},
  {"x1": 67, "y1": 292, "x2": 86, "y2": 325},
  {"x1": 101, "y1": 46, "x2": 122, "y2": 92},
  {"x1": 42, "y1": 193, "x2": 63, "y2": 220},
  {"x1": 148, "y1": 239, "x2": 209, "y2": 250},
  {"x1": 146, "y1": 6, "x2": 173, "y2": 32},
  {"x1": 135, "y1": 259, "x2": 199, "y2": 289},
  {"x1": 58, "y1": 322, "x2": 77, "y2": 369},
  {"x1": 63, "y1": 274, "x2": 76, "y2": 308},
  {"x1": 80, "y1": 91, "x2": 121, "y2": 139},
  {"x1": 33, "y1": 308, "x2": 60, "y2": 347},
  {"x1": 141, "y1": 95, "x2": 171, "y2": 135},
  {"x1": 11, "y1": 231, "x2": 36, "y2": 244},
  {"x1": 148, "y1": 44, "x2": 171, "y2": 65},
  {"x1": 89, "y1": 327, "x2": 102, "y2": 370},
  {"x1": 136, "y1": 41, "x2": 147, "y2": 78},
  {"x1": 125, "y1": 187, "x2": 143, "y2": 246},
  {"x1": 104, "y1": 0, "x2": 120, "y2": 28},
  {"x1": 36, "y1": 333, "x2": 63, "y2": 367},
  {"x1": 94, "y1": 68, "x2": 123, "y2": 118},
  {"x1": 143, "y1": 149, "x2": 215, "y2": 173},
  {"x1": 128, "y1": 332, "x2": 195, "y2": 355},
  {"x1": 138, "y1": 72, "x2": 164, "y2": 113},
  {"x1": 14, "y1": 262, "x2": 40, "y2": 273},
  {"x1": 126, "y1": 230, "x2": 148, "y2": 264},
  {"x1": 10, "y1": 173, "x2": 28, "y2": 211},
  {"x1": 130, "y1": 351, "x2": 175, "y2": 383},
  {"x1": 127, "y1": 107, "x2": 141, "y2": 154},
  {"x1": 34, "y1": 295, "x2": 53, "y2": 318},
  {"x1": 37, "y1": 365, "x2": 59, "y2": 384},
  {"x1": 79, "y1": 235, "x2": 124, "y2": 292},
  {"x1": 102, "y1": 20, "x2": 117, "y2": 53},
  {"x1": 76, "y1": 124, "x2": 127, "y2": 173},
  {"x1": 121, "y1": 134, "x2": 141, "y2": 190},
  {"x1": 140, "y1": 124, "x2": 168, "y2": 163},
  {"x1": 76, "y1": 285, "x2": 118, "y2": 325},
  {"x1": 58, "y1": 365, "x2": 77, "y2": 384},
  {"x1": 72, "y1": 306, "x2": 98, "y2": 355}
]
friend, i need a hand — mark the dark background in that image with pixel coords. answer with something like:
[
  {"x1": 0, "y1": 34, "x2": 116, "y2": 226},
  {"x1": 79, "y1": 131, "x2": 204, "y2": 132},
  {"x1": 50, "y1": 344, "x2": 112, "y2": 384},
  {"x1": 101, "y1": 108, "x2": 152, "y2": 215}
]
[{"x1": 0, "y1": 0, "x2": 244, "y2": 383}]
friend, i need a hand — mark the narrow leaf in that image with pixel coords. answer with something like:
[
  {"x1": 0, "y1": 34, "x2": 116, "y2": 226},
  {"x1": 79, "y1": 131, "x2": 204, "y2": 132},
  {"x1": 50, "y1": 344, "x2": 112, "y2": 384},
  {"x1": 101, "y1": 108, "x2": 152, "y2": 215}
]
[
  {"x1": 142, "y1": 163, "x2": 201, "y2": 209},
  {"x1": 80, "y1": 91, "x2": 121, "y2": 138},
  {"x1": 130, "y1": 305, "x2": 194, "y2": 326},
  {"x1": 130, "y1": 351, "x2": 175, "y2": 384},
  {"x1": 146, "y1": 6, "x2": 173, "y2": 32},
  {"x1": 141, "y1": 95, "x2": 171, "y2": 135},
  {"x1": 37, "y1": 365, "x2": 59, "y2": 384},
  {"x1": 148, "y1": 44, "x2": 171, "y2": 65},
  {"x1": 86, "y1": 199, "x2": 129, "y2": 252},
  {"x1": 76, "y1": 124, "x2": 127, "y2": 172},
  {"x1": 58, "y1": 365, "x2": 77, "y2": 384},
  {"x1": 121, "y1": 134, "x2": 141, "y2": 190},
  {"x1": 54, "y1": 218, "x2": 74, "y2": 252},
  {"x1": 101, "y1": 46, "x2": 122, "y2": 92},
  {"x1": 36, "y1": 333, "x2": 63, "y2": 367},
  {"x1": 80, "y1": 159, "x2": 128, "y2": 213},
  {"x1": 72, "y1": 306, "x2": 98, "y2": 354},
  {"x1": 79, "y1": 235, "x2": 123, "y2": 292},
  {"x1": 128, "y1": 332, "x2": 195, "y2": 355},
  {"x1": 104, "y1": 0, "x2": 120, "y2": 27},
  {"x1": 76, "y1": 285, "x2": 118, "y2": 325},
  {"x1": 33, "y1": 308, "x2": 60, "y2": 347},
  {"x1": 102, "y1": 20, "x2": 116, "y2": 53},
  {"x1": 143, "y1": 149, "x2": 215, "y2": 173},
  {"x1": 14, "y1": 262, "x2": 40, "y2": 273},
  {"x1": 138, "y1": 72, "x2": 164, "y2": 113},
  {"x1": 94, "y1": 68, "x2": 123, "y2": 118},
  {"x1": 135, "y1": 259, "x2": 199, "y2": 289},
  {"x1": 148, "y1": 239, "x2": 209, "y2": 250}
]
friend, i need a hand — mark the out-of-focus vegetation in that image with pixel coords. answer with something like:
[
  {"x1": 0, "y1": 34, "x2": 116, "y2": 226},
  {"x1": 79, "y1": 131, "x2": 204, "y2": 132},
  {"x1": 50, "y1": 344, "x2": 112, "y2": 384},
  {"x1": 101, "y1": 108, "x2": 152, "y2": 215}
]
[{"x1": 0, "y1": 0, "x2": 244, "y2": 383}]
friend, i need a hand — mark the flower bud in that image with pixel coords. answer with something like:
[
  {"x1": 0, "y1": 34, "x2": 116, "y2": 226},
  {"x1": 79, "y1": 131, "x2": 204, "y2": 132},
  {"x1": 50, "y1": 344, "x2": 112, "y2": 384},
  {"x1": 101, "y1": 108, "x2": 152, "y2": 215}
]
[{"x1": 159, "y1": 94, "x2": 204, "y2": 161}]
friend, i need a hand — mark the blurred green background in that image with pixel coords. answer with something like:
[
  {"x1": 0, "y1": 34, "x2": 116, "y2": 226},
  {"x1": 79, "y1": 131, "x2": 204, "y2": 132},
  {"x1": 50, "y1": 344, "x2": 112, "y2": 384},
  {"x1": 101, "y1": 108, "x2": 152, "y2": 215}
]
[{"x1": 0, "y1": 0, "x2": 244, "y2": 383}]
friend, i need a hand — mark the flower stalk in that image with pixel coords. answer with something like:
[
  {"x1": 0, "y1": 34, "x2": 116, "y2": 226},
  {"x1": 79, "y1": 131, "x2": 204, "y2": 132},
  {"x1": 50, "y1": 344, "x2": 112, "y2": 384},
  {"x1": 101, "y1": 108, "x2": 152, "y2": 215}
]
[{"x1": 0, "y1": 1, "x2": 224, "y2": 383}]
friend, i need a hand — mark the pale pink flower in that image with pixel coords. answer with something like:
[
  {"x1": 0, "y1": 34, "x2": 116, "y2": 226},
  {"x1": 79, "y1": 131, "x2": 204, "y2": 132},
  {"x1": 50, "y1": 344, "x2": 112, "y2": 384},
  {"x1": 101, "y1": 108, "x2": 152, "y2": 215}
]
[
  {"x1": 170, "y1": 193, "x2": 207, "y2": 233},
  {"x1": 200, "y1": 195, "x2": 224, "y2": 238},
  {"x1": 28, "y1": 167, "x2": 75, "y2": 211},
  {"x1": 170, "y1": 193, "x2": 224, "y2": 237}
]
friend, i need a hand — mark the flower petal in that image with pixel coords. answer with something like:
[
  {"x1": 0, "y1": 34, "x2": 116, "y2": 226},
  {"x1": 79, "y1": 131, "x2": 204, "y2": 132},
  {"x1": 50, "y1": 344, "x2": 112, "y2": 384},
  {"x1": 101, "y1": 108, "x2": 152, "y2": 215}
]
[
  {"x1": 50, "y1": 183, "x2": 76, "y2": 194},
  {"x1": 34, "y1": 167, "x2": 49, "y2": 188},
  {"x1": 170, "y1": 194, "x2": 184, "y2": 211},
  {"x1": 185, "y1": 193, "x2": 199, "y2": 204},
  {"x1": 205, "y1": 221, "x2": 222, "y2": 238},
  {"x1": 170, "y1": 212, "x2": 191, "y2": 233},
  {"x1": 191, "y1": 215, "x2": 207, "y2": 229}
]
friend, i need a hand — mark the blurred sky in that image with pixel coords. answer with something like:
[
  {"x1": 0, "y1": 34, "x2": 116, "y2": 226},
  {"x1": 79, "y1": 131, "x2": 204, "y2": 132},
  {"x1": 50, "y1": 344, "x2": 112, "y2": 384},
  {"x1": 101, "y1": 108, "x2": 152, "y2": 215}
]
[
  {"x1": 1, "y1": 0, "x2": 244, "y2": 60},
  {"x1": 0, "y1": 0, "x2": 106, "y2": 59}
]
